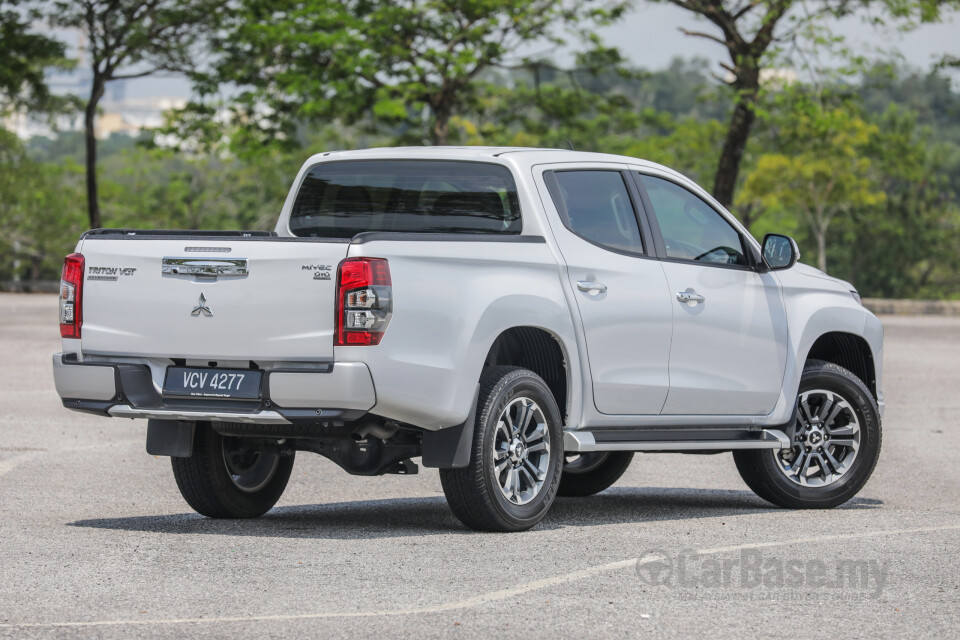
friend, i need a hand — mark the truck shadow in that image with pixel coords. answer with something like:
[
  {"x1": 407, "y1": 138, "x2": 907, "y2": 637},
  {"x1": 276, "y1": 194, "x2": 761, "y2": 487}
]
[{"x1": 68, "y1": 486, "x2": 882, "y2": 540}]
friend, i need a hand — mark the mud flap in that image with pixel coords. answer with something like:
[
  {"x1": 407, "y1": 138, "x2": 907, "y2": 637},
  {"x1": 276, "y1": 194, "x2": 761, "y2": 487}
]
[
  {"x1": 421, "y1": 384, "x2": 479, "y2": 469},
  {"x1": 146, "y1": 419, "x2": 196, "y2": 457}
]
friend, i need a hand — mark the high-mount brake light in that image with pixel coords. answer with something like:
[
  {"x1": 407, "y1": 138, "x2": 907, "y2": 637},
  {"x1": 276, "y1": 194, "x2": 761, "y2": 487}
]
[
  {"x1": 336, "y1": 258, "x2": 392, "y2": 346},
  {"x1": 59, "y1": 253, "x2": 85, "y2": 338}
]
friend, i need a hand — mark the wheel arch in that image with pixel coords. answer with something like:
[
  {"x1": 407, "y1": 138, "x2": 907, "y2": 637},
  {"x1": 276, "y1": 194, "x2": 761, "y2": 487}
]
[
  {"x1": 483, "y1": 326, "x2": 570, "y2": 423},
  {"x1": 766, "y1": 302, "x2": 882, "y2": 425},
  {"x1": 803, "y1": 332, "x2": 878, "y2": 400}
]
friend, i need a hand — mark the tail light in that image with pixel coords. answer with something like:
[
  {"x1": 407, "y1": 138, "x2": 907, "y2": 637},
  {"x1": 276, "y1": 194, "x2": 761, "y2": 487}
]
[
  {"x1": 59, "y1": 253, "x2": 84, "y2": 338},
  {"x1": 336, "y1": 257, "x2": 392, "y2": 346}
]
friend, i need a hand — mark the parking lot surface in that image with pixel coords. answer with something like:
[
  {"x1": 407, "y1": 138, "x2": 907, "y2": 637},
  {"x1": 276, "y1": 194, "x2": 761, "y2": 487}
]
[{"x1": 1, "y1": 293, "x2": 958, "y2": 638}]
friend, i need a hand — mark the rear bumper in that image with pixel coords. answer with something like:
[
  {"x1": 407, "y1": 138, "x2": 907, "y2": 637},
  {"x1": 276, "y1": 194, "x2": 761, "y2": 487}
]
[{"x1": 52, "y1": 354, "x2": 375, "y2": 424}]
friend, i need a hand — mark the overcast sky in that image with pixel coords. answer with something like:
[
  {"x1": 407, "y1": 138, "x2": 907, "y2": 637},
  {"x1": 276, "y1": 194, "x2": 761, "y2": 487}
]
[
  {"x1": 117, "y1": 3, "x2": 960, "y2": 100},
  {"x1": 602, "y1": 3, "x2": 960, "y2": 70}
]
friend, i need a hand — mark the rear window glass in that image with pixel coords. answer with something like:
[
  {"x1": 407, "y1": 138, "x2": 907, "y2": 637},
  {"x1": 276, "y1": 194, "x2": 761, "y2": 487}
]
[
  {"x1": 289, "y1": 160, "x2": 522, "y2": 238},
  {"x1": 550, "y1": 170, "x2": 644, "y2": 254}
]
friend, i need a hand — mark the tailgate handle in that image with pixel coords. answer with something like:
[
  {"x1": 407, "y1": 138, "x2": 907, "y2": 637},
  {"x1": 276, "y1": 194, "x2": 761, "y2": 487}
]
[{"x1": 162, "y1": 257, "x2": 248, "y2": 277}]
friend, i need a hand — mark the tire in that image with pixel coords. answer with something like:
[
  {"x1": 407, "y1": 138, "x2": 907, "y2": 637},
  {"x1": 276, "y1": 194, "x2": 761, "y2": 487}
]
[
  {"x1": 440, "y1": 366, "x2": 563, "y2": 532},
  {"x1": 734, "y1": 360, "x2": 881, "y2": 509},
  {"x1": 557, "y1": 452, "x2": 634, "y2": 497},
  {"x1": 171, "y1": 423, "x2": 295, "y2": 518}
]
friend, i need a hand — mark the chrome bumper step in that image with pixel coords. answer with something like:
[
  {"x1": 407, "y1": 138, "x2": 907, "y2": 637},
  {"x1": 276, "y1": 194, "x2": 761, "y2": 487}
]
[{"x1": 108, "y1": 405, "x2": 290, "y2": 424}]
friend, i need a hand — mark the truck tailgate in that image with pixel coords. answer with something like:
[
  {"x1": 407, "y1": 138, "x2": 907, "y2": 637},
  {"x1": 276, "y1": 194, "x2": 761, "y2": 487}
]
[{"x1": 78, "y1": 236, "x2": 348, "y2": 360}]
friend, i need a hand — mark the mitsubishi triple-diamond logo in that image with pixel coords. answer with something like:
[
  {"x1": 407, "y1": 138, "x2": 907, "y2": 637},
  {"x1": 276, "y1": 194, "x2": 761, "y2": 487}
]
[{"x1": 191, "y1": 292, "x2": 213, "y2": 317}]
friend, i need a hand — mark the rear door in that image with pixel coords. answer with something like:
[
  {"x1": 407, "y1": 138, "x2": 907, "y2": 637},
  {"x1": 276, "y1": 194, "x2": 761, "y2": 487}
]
[
  {"x1": 633, "y1": 171, "x2": 788, "y2": 415},
  {"x1": 536, "y1": 165, "x2": 673, "y2": 415},
  {"x1": 80, "y1": 236, "x2": 350, "y2": 361}
]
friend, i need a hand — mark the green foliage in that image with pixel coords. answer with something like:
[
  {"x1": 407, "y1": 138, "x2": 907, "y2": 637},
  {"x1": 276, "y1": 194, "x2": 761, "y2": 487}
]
[
  {"x1": 49, "y1": 0, "x2": 217, "y2": 77},
  {"x1": 4, "y1": 1, "x2": 960, "y2": 300},
  {"x1": 739, "y1": 91, "x2": 887, "y2": 271},
  {"x1": 433, "y1": 57, "x2": 728, "y2": 180},
  {"x1": 46, "y1": 0, "x2": 220, "y2": 227},
  {"x1": 649, "y1": 0, "x2": 960, "y2": 207},
  {"x1": 0, "y1": 0, "x2": 73, "y2": 115},
  {"x1": 177, "y1": 0, "x2": 625, "y2": 149},
  {"x1": 99, "y1": 146, "x2": 300, "y2": 232},
  {"x1": 0, "y1": 130, "x2": 86, "y2": 281},
  {"x1": 1, "y1": 131, "x2": 308, "y2": 281},
  {"x1": 616, "y1": 118, "x2": 727, "y2": 187},
  {"x1": 831, "y1": 106, "x2": 960, "y2": 298}
]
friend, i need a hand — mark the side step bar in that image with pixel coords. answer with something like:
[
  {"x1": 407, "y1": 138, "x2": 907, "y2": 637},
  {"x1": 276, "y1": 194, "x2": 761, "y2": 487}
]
[{"x1": 564, "y1": 428, "x2": 790, "y2": 453}]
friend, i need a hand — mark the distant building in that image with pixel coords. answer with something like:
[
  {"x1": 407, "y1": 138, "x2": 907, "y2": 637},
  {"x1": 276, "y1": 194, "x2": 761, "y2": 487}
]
[
  {"x1": 3, "y1": 27, "x2": 189, "y2": 140},
  {"x1": 4, "y1": 94, "x2": 188, "y2": 140},
  {"x1": 760, "y1": 68, "x2": 799, "y2": 88},
  {"x1": 722, "y1": 67, "x2": 798, "y2": 88}
]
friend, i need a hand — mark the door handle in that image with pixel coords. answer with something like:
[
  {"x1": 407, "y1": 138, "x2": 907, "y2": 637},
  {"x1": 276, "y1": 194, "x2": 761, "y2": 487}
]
[
  {"x1": 676, "y1": 290, "x2": 705, "y2": 305},
  {"x1": 577, "y1": 280, "x2": 608, "y2": 294},
  {"x1": 162, "y1": 257, "x2": 249, "y2": 277}
]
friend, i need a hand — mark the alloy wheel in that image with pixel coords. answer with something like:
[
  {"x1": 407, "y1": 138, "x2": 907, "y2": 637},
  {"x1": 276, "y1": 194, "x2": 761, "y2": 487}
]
[
  {"x1": 775, "y1": 389, "x2": 861, "y2": 487},
  {"x1": 493, "y1": 397, "x2": 551, "y2": 505}
]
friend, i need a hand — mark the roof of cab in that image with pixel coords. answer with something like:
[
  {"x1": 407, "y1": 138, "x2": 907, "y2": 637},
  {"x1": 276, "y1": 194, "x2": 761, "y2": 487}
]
[
  {"x1": 301, "y1": 145, "x2": 685, "y2": 179},
  {"x1": 304, "y1": 145, "x2": 562, "y2": 163},
  {"x1": 312, "y1": 146, "x2": 550, "y2": 157}
]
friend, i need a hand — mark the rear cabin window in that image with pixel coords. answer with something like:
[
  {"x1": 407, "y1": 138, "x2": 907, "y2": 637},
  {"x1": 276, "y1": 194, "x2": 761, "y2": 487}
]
[{"x1": 289, "y1": 160, "x2": 522, "y2": 238}]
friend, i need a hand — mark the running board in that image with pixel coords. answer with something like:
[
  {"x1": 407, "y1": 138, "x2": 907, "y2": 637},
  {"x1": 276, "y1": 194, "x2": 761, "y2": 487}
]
[{"x1": 564, "y1": 429, "x2": 790, "y2": 453}]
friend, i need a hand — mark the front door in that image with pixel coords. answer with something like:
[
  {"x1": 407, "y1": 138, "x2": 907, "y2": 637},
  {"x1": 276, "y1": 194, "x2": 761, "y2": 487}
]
[{"x1": 635, "y1": 172, "x2": 788, "y2": 415}]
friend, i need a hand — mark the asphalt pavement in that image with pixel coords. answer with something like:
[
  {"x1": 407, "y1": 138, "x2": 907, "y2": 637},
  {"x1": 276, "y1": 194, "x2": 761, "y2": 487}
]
[{"x1": 1, "y1": 293, "x2": 958, "y2": 638}]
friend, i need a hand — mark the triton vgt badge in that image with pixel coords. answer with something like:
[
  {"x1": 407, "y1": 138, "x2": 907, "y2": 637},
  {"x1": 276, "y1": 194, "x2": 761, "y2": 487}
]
[
  {"x1": 191, "y1": 293, "x2": 213, "y2": 317},
  {"x1": 86, "y1": 266, "x2": 136, "y2": 282}
]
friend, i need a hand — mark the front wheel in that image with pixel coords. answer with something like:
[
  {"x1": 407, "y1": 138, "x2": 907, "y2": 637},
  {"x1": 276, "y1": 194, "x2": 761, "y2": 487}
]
[
  {"x1": 440, "y1": 366, "x2": 563, "y2": 532},
  {"x1": 171, "y1": 424, "x2": 295, "y2": 518},
  {"x1": 734, "y1": 360, "x2": 881, "y2": 509}
]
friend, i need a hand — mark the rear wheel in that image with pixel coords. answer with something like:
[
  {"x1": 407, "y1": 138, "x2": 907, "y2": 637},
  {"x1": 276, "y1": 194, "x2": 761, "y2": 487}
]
[
  {"x1": 734, "y1": 360, "x2": 881, "y2": 509},
  {"x1": 557, "y1": 451, "x2": 634, "y2": 497},
  {"x1": 440, "y1": 366, "x2": 563, "y2": 532},
  {"x1": 171, "y1": 424, "x2": 294, "y2": 518}
]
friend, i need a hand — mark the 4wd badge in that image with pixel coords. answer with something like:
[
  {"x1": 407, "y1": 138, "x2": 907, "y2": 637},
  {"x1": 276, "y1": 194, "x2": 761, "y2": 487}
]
[{"x1": 302, "y1": 264, "x2": 332, "y2": 280}]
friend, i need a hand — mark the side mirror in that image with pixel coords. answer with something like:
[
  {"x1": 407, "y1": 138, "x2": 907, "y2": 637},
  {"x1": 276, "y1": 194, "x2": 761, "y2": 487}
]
[{"x1": 761, "y1": 233, "x2": 800, "y2": 270}]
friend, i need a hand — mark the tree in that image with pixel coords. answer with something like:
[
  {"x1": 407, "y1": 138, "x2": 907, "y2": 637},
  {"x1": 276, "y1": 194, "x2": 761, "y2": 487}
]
[
  {"x1": 0, "y1": 130, "x2": 86, "y2": 283},
  {"x1": 184, "y1": 0, "x2": 623, "y2": 150},
  {"x1": 101, "y1": 144, "x2": 301, "y2": 232},
  {"x1": 652, "y1": 0, "x2": 959, "y2": 209},
  {"x1": 452, "y1": 67, "x2": 646, "y2": 150},
  {"x1": 49, "y1": 0, "x2": 215, "y2": 229},
  {"x1": 834, "y1": 106, "x2": 960, "y2": 297},
  {"x1": 0, "y1": 0, "x2": 70, "y2": 115},
  {"x1": 739, "y1": 96, "x2": 886, "y2": 272}
]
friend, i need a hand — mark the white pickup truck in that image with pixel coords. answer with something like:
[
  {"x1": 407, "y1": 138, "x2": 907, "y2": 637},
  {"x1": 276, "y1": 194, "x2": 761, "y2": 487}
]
[{"x1": 53, "y1": 147, "x2": 883, "y2": 531}]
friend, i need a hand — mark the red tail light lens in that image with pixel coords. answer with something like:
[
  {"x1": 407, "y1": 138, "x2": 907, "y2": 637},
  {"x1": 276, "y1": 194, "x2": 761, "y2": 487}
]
[
  {"x1": 336, "y1": 258, "x2": 392, "y2": 346},
  {"x1": 59, "y1": 253, "x2": 84, "y2": 338}
]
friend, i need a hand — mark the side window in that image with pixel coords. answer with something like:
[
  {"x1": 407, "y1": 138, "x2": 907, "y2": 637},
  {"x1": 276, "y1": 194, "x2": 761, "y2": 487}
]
[
  {"x1": 549, "y1": 171, "x2": 644, "y2": 254},
  {"x1": 638, "y1": 174, "x2": 747, "y2": 266}
]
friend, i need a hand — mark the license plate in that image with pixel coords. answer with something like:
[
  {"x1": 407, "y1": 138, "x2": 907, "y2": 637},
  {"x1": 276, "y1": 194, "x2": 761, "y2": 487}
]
[{"x1": 163, "y1": 367, "x2": 262, "y2": 399}]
